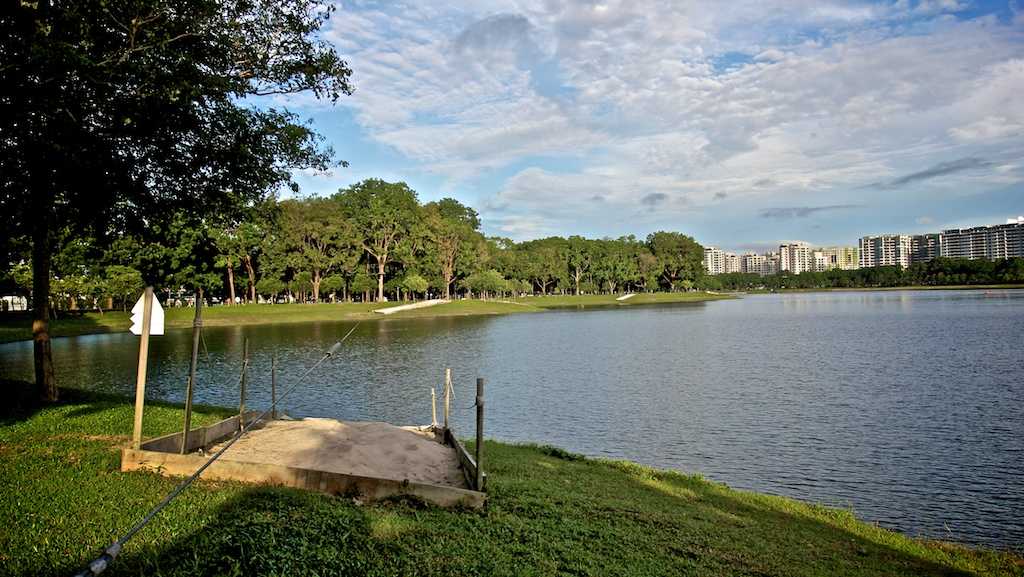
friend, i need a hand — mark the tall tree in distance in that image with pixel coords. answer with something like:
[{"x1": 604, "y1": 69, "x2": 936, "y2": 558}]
[
  {"x1": 1, "y1": 0, "x2": 353, "y2": 400},
  {"x1": 424, "y1": 198, "x2": 482, "y2": 299},
  {"x1": 280, "y1": 197, "x2": 355, "y2": 302},
  {"x1": 336, "y1": 179, "x2": 420, "y2": 302},
  {"x1": 647, "y1": 231, "x2": 704, "y2": 291},
  {"x1": 566, "y1": 236, "x2": 593, "y2": 295}
]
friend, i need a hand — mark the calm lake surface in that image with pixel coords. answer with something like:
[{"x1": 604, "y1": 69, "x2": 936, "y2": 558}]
[{"x1": 2, "y1": 290, "x2": 1022, "y2": 549}]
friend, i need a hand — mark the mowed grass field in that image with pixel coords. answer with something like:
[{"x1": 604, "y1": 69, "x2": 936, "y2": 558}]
[
  {"x1": 0, "y1": 292, "x2": 729, "y2": 343},
  {"x1": 1, "y1": 389, "x2": 1020, "y2": 577}
]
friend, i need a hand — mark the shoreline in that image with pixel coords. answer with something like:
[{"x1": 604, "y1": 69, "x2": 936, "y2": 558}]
[
  {"x1": 2, "y1": 388, "x2": 1019, "y2": 576},
  {"x1": 0, "y1": 292, "x2": 731, "y2": 344},
  {"x1": 739, "y1": 284, "x2": 1024, "y2": 294}
]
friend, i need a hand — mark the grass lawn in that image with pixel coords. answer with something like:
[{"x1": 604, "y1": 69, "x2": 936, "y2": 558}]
[
  {"x1": 1, "y1": 389, "x2": 1019, "y2": 577},
  {"x1": 0, "y1": 292, "x2": 728, "y2": 343}
]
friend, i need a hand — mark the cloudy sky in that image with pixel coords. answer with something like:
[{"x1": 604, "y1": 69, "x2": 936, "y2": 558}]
[{"x1": 283, "y1": 0, "x2": 1024, "y2": 253}]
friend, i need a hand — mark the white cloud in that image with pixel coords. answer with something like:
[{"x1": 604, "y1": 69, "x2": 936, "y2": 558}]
[{"x1": 290, "y1": 1, "x2": 1024, "y2": 239}]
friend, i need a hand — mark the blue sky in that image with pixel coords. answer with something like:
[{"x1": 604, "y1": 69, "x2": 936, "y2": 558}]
[{"x1": 280, "y1": 0, "x2": 1024, "y2": 253}]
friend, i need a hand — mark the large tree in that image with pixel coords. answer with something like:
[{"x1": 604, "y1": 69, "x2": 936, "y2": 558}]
[
  {"x1": 423, "y1": 198, "x2": 482, "y2": 299},
  {"x1": 566, "y1": 236, "x2": 593, "y2": 296},
  {"x1": 1, "y1": 0, "x2": 352, "y2": 400},
  {"x1": 335, "y1": 179, "x2": 420, "y2": 302},
  {"x1": 646, "y1": 231, "x2": 704, "y2": 291},
  {"x1": 279, "y1": 197, "x2": 357, "y2": 303}
]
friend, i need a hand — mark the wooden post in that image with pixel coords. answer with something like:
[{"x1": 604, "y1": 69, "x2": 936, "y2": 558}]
[
  {"x1": 180, "y1": 288, "x2": 203, "y2": 454},
  {"x1": 131, "y1": 286, "x2": 154, "y2": 450},
  {"x1": 239, "y1": 337, "x2": 248, "y2": 430},
  {"x1": 443, "y1": 368, "x2": 452, "y2": 431},
  {"x1": 271, "y1": 354, "x2": 277, "y2": 420},
  {"x1": 475, "y1": 377, "x2": 484, "y2": 491},
  {"x1": 431, "y1": 387, "x2": 437, "y2": 428}
]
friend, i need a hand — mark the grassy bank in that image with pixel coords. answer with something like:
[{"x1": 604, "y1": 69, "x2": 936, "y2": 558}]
[
  {"x1": 0, "y1": 292, "x2": 728, "y2": 343},
  {"x1": 1, "y1": 390, "x2": 1019, "y2": 577}
]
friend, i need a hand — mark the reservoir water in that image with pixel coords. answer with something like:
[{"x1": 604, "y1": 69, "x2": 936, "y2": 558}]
[{"x1": 2, "y1": 290, "x2": 1022, "y2": 549}]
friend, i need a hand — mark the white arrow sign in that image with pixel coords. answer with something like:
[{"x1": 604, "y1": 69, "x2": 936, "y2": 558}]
[{"x1": 130, "y1": 293, "x2": 165, "y2": 335}]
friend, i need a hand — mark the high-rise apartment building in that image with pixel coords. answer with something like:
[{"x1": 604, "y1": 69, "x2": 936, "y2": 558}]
[
  {"x1": 703, "y1": 247, "x2": 725, "y2": 275},
  {"x1": 764, "y1": 252, "x2": 781, "y2": 275},
  {"x1": 724, "y1": 252, "x2": 742, "y2": 274},
  {"x1": 741, "y1": 253, "x2": 766, "y2": 275},
  {"x1": 779, "y1": 242, "x2": 814, "y2": 274},
  {"x1": 814, "y1": 246, "x2": 859, "y2": 271},
  {"x1": 940, "y1": 217, "x2": 1024, "y2": 260},
  {"x1": 911, "y1": 233, "x2": 941, "y2": 263},
  {"x1": 859, "y1": 235, "x2": 913, "y2": 268}
]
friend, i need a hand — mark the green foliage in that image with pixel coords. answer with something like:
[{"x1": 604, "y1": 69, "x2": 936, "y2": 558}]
[
  {"x1": 336, "y1": 179, "x2": 421, "y2": 301},
  {"x1": 255, "y1": 277, "x2": 286, "y2": 300},
  {"x1": 462, "y1": 269, "x2": 508, "y2": 298},
  {"x1": 400, "y1": 274, "x2": 429, "y2": 297},
  {"x1": 647, "y1": 231, "x2": 704, "y2": 291},
  {"x1": 707, "y1": 257, "x2": 1024, "y2": 290},
  {"x1": 350, "y1": 272, "x2": 377, "y2": 296},
  {"x1": 104, "y1": 266, "x2": 144, "y2": 311}
]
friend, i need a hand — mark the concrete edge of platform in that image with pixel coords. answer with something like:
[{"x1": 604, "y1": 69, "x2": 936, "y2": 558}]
[
  {"x1": 121, "y1": 446, "x2": 487, "y2": 508},
  {"x1": 122, "y1": 415, "x2": 487, "y2": 509}
]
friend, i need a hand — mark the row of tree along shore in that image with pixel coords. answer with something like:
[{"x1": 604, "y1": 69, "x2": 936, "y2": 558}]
[
  {"x1": 2, "y1": 181, "x2": 707, "y2": 311},
  {"x1": 704, "y1": 257, "x2": 1024, "y2": 291}
]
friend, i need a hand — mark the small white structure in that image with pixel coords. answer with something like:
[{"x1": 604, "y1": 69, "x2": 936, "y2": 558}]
[
  {"x1": 374, "y1": 299, "x2": 449, "y2": 315},
  {"x1": 615, "y1": 293, "x2": 636, "y2": 302}
]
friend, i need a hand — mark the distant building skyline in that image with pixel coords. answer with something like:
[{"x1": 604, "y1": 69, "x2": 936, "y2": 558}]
[{"x1": 704, "y1": 216, "x2": 1024, "y2": 275}]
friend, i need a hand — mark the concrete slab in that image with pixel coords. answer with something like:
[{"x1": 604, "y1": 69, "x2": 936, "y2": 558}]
[
  {"x1": 207, "y1": 418, "x2": 467, "y2": 488},
  {"x1": 122, "y1": 416, "x2": 486, "y2": 508}
]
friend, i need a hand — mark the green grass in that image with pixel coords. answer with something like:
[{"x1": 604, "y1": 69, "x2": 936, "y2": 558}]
[
  {"x1": 0, "y1": 293, "x2": 728, "y2": 343},
  {"x1": 2, "y1": 389, "x2": 1020, "y2": 577}
]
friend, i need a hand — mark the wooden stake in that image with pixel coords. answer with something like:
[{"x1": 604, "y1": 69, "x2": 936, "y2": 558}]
[
  {"x1": 180, "y1": 288, "x2": 203, "y2": 454},
  {"x1": 271, "y1": 354, "x2": 278, "y2": 420},
  {"x1": 443, "y1": 368, "x2": 452, "y2": 431},
  {"x1": 475, "y1": 377, "x2": 484, "y2": 491},
  {"x1": 431, "y1": 387, "x2": 437, "y2": 428},
  {"x1": 239, "y1": 338, "x2": 248, "y2": 430},
  {"x1": 131, "y1": 286, "x2": 154, "y2": 450}
]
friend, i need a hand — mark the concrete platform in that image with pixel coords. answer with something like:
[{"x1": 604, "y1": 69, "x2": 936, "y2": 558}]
[
  {"x1": 121, "y1": 414, "x2": 486, "y2": 508},
  {"x1": 207, "y1": 419, "x2": 466, "y2": 488}
]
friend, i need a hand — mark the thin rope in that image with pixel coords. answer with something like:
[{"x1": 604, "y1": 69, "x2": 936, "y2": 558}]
[{"x1": 73, "y1": 322, "x2": 361, "y2": 577}]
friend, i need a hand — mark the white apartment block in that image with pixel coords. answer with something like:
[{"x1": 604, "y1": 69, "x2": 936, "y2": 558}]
[
  {"x1": 859, "y1": 235, "x2": 913, "y2": 268},
  {"x1": 779, "y1": 242, "x2": 814, "y2": 274},
  {"x1": 704, "y1": 247, "x2": 725, "y2": 275},
  {"x1": 814, "y1": 246, "x2": 859, "y2": 271},
  {"x1": 741, "y1": 253, "x2": 765, "y2": 275},
  {"x1": 940, "y1": 217, "x2": 1024, "y2": 260},
  {"x1": 724, "y1": 252, "x2": 742, "y2": 274}
]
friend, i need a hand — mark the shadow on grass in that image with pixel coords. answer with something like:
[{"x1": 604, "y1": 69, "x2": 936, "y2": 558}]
[
  {"x1": 0, "y1": 379, "x2": 47, "y2": 425},
  {"x1": 88, "y1": 488, "x2": 403, "y2": 577}
]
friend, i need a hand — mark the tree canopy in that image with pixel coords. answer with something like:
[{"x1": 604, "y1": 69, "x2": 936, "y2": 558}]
[{"x1": 1, "y1": 0, "x2": 353, "y2": 400}]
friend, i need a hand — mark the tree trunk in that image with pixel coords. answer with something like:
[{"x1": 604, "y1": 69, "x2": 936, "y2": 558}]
[
  {"x1": 243, "y1": 256, "x2": 256, "y2": 303},
  {"x1": 32, "y1": 213, "x2": 57, "y2": 402},
  {"x1": 226, "y1": 263, "x2": 236, "y2": 305},
  {"x1": 312, "y1": 269, "x2": 321, "y2": 303}
]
